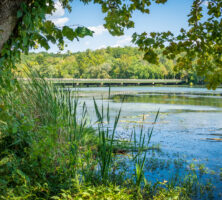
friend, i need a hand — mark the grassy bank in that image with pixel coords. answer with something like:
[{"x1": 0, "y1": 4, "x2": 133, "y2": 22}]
[{"x1": 0, "y1": 73, "x2": 216, "y2": 199}]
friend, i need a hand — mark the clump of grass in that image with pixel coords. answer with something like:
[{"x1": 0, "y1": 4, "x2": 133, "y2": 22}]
[
  {"x1": 132, "y1": 110, "x2": 159, "y2": 190},
  {"x1": 93, "y1": 89, "x2": 123, "y2": 183}
]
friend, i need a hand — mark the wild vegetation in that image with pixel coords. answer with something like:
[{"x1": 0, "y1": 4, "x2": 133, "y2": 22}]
[
  {"x1": 0, "y1": 0, "x2": 221, "y2": 199},
  {"x1": 0, "y1": 74, "x2": 217, "y2": 199}
]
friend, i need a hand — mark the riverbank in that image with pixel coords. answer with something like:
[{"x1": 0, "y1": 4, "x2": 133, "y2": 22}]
[{"x1": 1, "y1": 75, "x2": 221, "y2": 199}]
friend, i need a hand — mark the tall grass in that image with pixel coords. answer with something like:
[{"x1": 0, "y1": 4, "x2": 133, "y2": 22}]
[
  {"x1": 0, "y1": 71, "x2": 96, "y2": 197},
  {"x1": 93, "y1": 89, "x2": 123, "y2": 183},
  {"x1": 133, "y1": 110, "x2": 160, "y2": 188}
]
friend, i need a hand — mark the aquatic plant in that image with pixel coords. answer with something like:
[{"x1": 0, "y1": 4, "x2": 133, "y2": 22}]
[
  {"x1": 132, "y1": 110, "x2": 159, "y2": 190},
  {"x1": 93, "y1": 89, "x2": 123, "y2": 183}
]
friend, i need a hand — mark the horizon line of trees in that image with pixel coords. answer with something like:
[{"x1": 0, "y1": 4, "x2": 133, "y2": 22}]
[{"x1": 16, "y1": 46, "x2": 204, "y2": 84}]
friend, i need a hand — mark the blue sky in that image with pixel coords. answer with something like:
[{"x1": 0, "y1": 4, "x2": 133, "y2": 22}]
[{"x1": 37, "y1": 0, "x2": 209, "y2": 53}]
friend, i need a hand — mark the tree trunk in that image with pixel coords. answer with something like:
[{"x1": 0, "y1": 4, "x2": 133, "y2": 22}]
[{"x1": 0, "y1": 0, "x2": 25, "y2": 52}]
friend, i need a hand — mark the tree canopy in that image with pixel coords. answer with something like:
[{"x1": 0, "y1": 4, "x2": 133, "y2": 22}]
[
  {"x1": 16, "y1": 47, "x2": 203, "y2": 84},
  {"x1": 133, "y1": 0, "x2": 222, "y2": 89},
  {"x1": 0, "y1": 0, "x2": 221, "y2": 89}
]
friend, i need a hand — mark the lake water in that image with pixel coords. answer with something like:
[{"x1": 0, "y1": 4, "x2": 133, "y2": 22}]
[{"x1": 70, "y1": 86, "x2": 222, "y2": 198}]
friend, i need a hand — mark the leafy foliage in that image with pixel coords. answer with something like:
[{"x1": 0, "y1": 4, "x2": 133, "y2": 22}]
[
  {"x1": 1, "y1": 0, "x2": 221, "y2": 89},
  {"x1": 52, "y1": 184, "x2": 133, "y2": 200},
  {"x1": 132, "y1": 0, "x2": 222, "y2": 89},
  {"x1": 0, "y1": 0, "x2": 169, "y2": 89},
  {"x1": 0, "y1": 0, "x2": 93, "y2": 89},
  {"x1": 0, "y1": 72, "x2": 96, "y2": 199}
]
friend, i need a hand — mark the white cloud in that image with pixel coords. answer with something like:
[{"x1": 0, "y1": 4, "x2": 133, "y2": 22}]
[
  {"x1": 98, "y1": 45, "x2": 107, "y2": 49},
  {"x1": 88, "y1": 25, "x2": 107, "y2": 36},
  {"x1": 52, "y1": 1, "x2": 65, "y2": 17},
  {"x1": 47, "y1": 1, "x2": 69, "y2": 27},
  {"x1": 202, "y1": 1, "x2": 209, "y2": 6},
  {"x1": 85, "y1": 41, "x2": 90, "y2": 46},
  {"x1": 112, "y1": 35, "x2": 132, "y2": 47},
  {"x1": 50, "y1": 17, "x2": 69, "y2": 27}
]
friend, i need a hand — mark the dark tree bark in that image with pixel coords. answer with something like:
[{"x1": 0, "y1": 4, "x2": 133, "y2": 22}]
[{"x1": 0, "y1": 0, "x2": 25, "y2": 52}]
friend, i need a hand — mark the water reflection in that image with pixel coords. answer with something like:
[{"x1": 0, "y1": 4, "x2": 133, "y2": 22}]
[{"x1": 112, "y1": 93, "x2": 222, "y2": 108}]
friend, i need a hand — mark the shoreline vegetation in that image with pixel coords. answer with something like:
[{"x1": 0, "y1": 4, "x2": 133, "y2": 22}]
[
  {"x1": 0, "y1": 72, "x2": 219, "y2": 199},
  {"x1": 15, "y1": 47, "x2": 205, "y2": 86}
]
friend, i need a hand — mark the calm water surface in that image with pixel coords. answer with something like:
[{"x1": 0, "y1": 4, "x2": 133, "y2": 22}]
[{"x1": 70, "y1": 86, "x2": 222, "y2": 197}]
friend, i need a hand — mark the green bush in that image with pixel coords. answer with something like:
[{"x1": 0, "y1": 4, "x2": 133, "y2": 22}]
[
  {"x1": 52, "y1": 184, "x2": 133, "y2": 200},
  {"x1": 0, "y1": 72, "x2": 96, "y2": 199}
]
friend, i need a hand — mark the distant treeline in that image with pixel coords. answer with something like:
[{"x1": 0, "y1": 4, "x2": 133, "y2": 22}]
[{"x1": 17, "y1": 47, "x2": 203, "y2": 83}]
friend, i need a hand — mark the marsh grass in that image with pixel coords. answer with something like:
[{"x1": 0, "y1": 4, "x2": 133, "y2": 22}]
[
  {"x1": 93, "y1": 89, "x2": 123, "y2": 183},
  {"x1": 0, "y1": 71, "x2": 218, "y2": 199},
  {"x1": 132, "y1": 110, "x2": 159, "y2": 191}
]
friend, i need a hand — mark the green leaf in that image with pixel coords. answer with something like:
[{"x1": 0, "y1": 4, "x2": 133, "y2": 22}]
[
  {"x1": 75, "y1": 27, "x2": 94, "y2": 38},
  {"x1": 12, "y1": 126, "x2": 17, "y2": 133},
  {"x1": 62, "y1": 26, "x2": 76, "y2": 41},
  {"x1": 17, "y1": 10, "x2": 23, "y2": 18}
]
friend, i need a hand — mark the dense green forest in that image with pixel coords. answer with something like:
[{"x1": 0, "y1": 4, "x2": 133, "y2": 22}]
[{"x1": 16, "y1": 47, "x2": 203, "y2": 83}]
